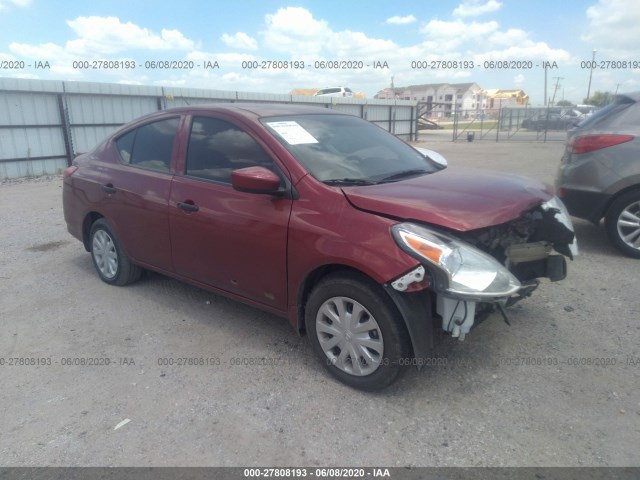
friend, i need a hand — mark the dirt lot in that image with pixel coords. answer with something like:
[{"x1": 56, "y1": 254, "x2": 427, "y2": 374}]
[{"x1": 1, "y1": 140, "x2": 638, "y2": 467}]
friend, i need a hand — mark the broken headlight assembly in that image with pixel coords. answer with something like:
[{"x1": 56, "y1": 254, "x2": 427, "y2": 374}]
[{"x1": 391, "y1": 223, "x2": 522, "y2": 300}]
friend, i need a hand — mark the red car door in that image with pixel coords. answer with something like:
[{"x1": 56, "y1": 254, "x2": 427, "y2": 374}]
[
  {"x1": 100, "y1": 116, "x2": 181, "y2": 271},
  {"x1": 169, "y1": 115, "x2": 292, "y2": 310}
]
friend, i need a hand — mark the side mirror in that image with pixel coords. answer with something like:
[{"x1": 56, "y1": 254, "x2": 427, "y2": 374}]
[
  {"x1": 414, "y1": 147, "x2": 448, "y2": 168},
  {"x1": 231, "y1": 166, "x2": 283, "y2": 194}
]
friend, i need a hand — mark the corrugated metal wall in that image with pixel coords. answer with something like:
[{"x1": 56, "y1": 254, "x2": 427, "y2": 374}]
[
  {"x1": 0, "y1": 78, "x2": 417, "y2": 179},
  {"x1": 66, "y1": 95, "x2": 160, "y2": 152},
  {"x1": 0, "y1": 80, "x2": 69, "y2": 178}
]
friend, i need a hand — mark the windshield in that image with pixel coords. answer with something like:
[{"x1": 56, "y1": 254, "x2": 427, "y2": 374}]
[{"x1": 261, "y1": 114, "x2": 437, "y2": 184}]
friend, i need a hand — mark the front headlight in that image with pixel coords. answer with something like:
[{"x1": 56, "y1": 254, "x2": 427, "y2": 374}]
[{"x1": 391, "y1": 223, "x2": 521, "y2": 299}]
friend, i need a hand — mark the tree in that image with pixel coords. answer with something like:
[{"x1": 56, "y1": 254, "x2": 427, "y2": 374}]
[
  {"x1": 556, "y1": 100, "x2": 574, "y2": 107},
  {"x1": 583, "y1": 91, "x2": 614, "y2": 107}
]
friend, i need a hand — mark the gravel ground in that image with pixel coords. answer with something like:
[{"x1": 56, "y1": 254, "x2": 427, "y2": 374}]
[{"x1": 0, "y1": 140, "x2": 638, "y2": 467}]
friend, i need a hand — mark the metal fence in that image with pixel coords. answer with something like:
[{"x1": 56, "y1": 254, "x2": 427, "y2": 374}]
[
  {"x1": 417, "y1": 105, "x2": 593, "y2": 142},
  {"x1": 0, "y1": 78, "x2": 418, "y2": 179}
]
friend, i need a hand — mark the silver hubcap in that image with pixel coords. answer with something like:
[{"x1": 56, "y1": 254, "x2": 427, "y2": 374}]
[
  {"x1": 315, "y1": 296, "x2": 384, "y2": 376},
  {"x1": 92, "y1": 229, "x2": 118, "y2": 279},
  {"x1": 617, "y1": 201, "x2": 640, "y2": 250}
]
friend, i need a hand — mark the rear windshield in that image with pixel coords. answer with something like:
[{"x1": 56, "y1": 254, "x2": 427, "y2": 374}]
[
  {"x1": 261, "y1": 114, "x2": 437, "y2": 183},
  {"x1": 577, "y1": 96, "x2": 635, "y2": 129}
]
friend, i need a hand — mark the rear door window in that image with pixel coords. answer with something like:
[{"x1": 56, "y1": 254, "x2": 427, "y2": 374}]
[
  {"x1": 115, "y1": 130, "x2": 136, "y2": 164},
  {"x1": 115, "y1": 117, "x2": 180, "y2": 172}
]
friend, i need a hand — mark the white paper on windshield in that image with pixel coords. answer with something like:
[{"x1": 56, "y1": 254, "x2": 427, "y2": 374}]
[{"x1": 266, "y1": 121, "x2": 318, "y2": 145}]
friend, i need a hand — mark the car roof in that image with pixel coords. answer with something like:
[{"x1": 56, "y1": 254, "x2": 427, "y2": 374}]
[
  {"x1": 161, "y1": 102, "x2": 350, "y2": 119},
  {"x1": 109, "y1": 103, "x2": 354, "y2": 140}
]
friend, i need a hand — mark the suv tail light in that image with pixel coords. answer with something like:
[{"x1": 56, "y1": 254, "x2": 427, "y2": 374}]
[{"x1": 569, "y1": 134, "x2": 634, "y2": 154}]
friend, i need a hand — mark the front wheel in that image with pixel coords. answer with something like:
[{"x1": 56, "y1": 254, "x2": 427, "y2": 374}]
[
  {"x1": 605, "y1": 190, "x2": 640, "y2": 259},
  {"x1": 306, "y1": 272, "x2": 410, "y2": 391},
  {"x1": 90, "y1": 218, "x2": 142, "y2": 285}
]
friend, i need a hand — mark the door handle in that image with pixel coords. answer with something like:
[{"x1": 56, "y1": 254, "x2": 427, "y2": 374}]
[
  {"x1": 177, "y1": 201, "x2": 199, "y2": 212},
  {"x1": 101, "y1": 184, "x2": 117, "y2": 194}
]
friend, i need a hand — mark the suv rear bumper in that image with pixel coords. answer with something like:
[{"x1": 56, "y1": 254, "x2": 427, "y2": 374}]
[{"x1": 558, "y1": 188, "x2": 611, "y2": 224}]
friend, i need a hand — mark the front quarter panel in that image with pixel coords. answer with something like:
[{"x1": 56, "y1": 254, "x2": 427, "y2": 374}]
[{"x1": 287, "y1": 175, "x2": 419, "y2": 326}]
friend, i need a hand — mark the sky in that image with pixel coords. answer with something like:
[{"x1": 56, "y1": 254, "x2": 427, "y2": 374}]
[{"x1": 0, "y1": 0, "x2": 638, "y2": 105}]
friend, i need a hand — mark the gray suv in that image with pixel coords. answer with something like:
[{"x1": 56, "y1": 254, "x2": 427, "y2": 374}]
[{"x1": 556, "y1": 92, "x2": 640, "y2": 258}]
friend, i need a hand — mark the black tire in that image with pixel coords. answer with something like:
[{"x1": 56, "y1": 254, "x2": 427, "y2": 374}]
[
  {"x1": 605, "y1": 190, "x2": 640, "y2": 259},
  {"x1": 89, "y1": 218, "x2": 142, "y2": 285},
  {"x1": 306, "y1": 272, "x2": 411, "y2": 391}
]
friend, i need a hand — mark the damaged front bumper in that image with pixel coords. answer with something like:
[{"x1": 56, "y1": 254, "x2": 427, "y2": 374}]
[{"x1": 388, "y1": 196, "x2": 577, "y2": 348}]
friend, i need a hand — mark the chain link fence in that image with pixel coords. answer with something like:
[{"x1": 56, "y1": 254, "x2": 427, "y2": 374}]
[{"x1": 417, "y1": 104, "x2": 597, "y2": 142}]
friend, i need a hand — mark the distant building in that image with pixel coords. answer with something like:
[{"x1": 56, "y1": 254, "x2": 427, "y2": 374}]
[
  {"x1": 375, "y1": 83, "x2": 529, "y2": 117},
  {"x1": 375, "y1": 82, "x2": 484, "y2": 118},
  {"x1": 483, "y1": 89, "x2": 529, "y2": 108},
  {"x1": 290, "y1": 88, "x2": 321, "y2": 96}
]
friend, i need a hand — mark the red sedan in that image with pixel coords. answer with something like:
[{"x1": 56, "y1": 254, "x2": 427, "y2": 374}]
[{"x1": 63, "y1": 103, "x2": 577, "y2": 390}]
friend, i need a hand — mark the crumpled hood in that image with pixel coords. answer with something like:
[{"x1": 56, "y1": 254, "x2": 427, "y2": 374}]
[{"x1": 343, "y1": 166, "x2": 554, "y2": 231}]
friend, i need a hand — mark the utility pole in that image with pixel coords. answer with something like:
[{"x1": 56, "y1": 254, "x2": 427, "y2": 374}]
[
  {"x1": 551, "y1": 77, "x2": 563, "y2": 105},
  {"x1": 586, "y1": 49, "x2": 597, "y2": 102}
]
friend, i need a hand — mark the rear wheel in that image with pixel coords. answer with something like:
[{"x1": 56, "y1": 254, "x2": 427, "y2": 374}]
[
  {"x1": 605, "y1": 190, "x2": 640, "y2": 259},
  {"x1": 306, "y1": 272, "x2": 410, "y2": 391},
  {"x1": 90, "y1": 219, "x2": 142, "y2": 285}
]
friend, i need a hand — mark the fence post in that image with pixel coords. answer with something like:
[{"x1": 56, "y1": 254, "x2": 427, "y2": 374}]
[
  {"x1": 410, "y1": 105, "x2": 415, "y2": 142},
  {"x1": 57, "y1": 92, "x2": 74, "y2": 166},
  {"x1": 543, "y1": 105, "x2": 550, "y2": 143},
  {"x1": 158, "y1": 87, "x2": 165, "y2": 111},
  {"x1": 452, "y1": 104, "x2": 457, "y2": 142}
]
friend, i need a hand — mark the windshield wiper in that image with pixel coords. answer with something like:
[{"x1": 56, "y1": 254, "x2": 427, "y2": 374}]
[
  {"x1": 323, "y1": 178, "x2": 376, "y2": 186},
  {"x1": 378, "y1": 169, "x2": 429, "y2": 183}
]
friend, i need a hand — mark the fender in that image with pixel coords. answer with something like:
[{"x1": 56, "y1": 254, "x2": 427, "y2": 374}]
[{"x1": 383, "y1": 286, "x2": 434, "y2": 366}]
